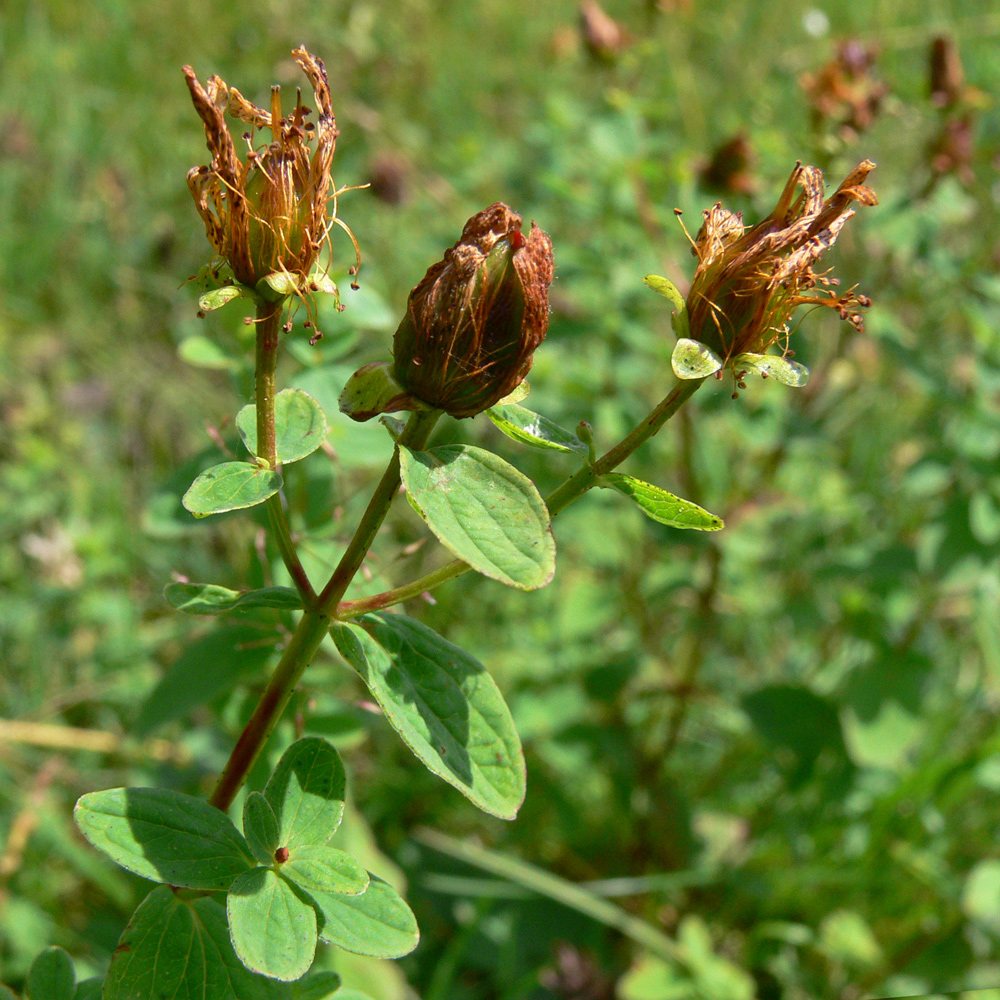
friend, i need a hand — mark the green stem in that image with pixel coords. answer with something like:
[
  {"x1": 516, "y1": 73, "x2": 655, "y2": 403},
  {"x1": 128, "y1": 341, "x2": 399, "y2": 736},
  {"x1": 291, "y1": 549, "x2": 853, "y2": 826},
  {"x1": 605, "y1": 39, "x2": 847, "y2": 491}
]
[
  {"x1": 256, "y1": 303, "x2": 316, "y2": 603},
  {"x1": 208, "y1": 408, "x2": 440, "y2": 812},
  {"x1": 336, "y1": 377, "x2": 704, "y2": 618}
]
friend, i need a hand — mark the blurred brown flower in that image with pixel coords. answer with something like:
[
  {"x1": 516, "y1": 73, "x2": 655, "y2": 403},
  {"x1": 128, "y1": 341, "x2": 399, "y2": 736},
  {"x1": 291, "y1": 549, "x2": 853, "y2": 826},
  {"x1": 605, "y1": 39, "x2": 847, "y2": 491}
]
[
  {"x1": 392, "y1": 203, "x2": 554, "y2": 418},
  {"x1": 800, "y1": 40, "x2": 888, "y2": 140},
  {"x1": 183, "y1": 48, "x2": 355, "y2": 294},
  {"x1": 579, "y1": 0, "x2": 631, "y2": 61},
  {"x1": 686, "y1": 160, "x2": 877, "y2": 367},
  {"x1": 700, "y1": 134, "x2": 757, "y2": 196}
]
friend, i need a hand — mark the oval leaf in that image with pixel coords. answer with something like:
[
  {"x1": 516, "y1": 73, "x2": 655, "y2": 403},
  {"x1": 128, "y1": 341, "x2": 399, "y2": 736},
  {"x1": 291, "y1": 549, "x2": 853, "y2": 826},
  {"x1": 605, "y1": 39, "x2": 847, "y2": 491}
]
[
  {"x1": 487, "y1": 403, "x2": 589, "y2": 455},
  {"x1": 282, "y1": 845, "x2": 369, "y2": 896},
  {"x1": 671, "y1": 338, "x2": 723, "y2": 380},
  {"x1": 27, "y1": 947, "x2": 75, "y2": 1000},
  {"x1": 228, "y1": 869, "x2": 317, "y2": 982},
  {"x1": 105, "y1": 886, "x2": 318, "y2": 1000},
  {"x1": 400, "y1": 444, "x2": 555, "y2": 590},
  {"x1": 264, "y1": 738, "x2": 346, "y2": 850},
  {"x1": 74, "y1": 787, "x2": 252, "y2": 890},
  {"x1": 198, "y1": 284, "x2": 244, "y2": 312},
  {"x1": 182, "y1": 462, "x2": 282, "y2": 517},
  {"x1": 164, "y1": 583, "x2": 303, "y2": 615},
  {"x1": 331, "y1": 613, "x2": 525, "y2": 819},
  {"x1": 732, "y1": 352, "x2": 810, "y2": 387},
  {"x1": 244, "y1": 792, "x2": 280, "y2": 867},
  {"x1": 602, "y1": 474, "x2": 724, "y2": 531},
  {"x1": 308, "y1": 874, "x2": 419, "y2": 959},
  {"x1": 237, "y1": 389, "x2": 329, "y2": 464}
]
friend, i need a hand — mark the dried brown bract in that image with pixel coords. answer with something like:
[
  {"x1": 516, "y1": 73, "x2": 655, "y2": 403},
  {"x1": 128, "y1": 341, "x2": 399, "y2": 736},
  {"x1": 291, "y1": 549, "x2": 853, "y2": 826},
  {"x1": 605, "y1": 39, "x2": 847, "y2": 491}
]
[
  {"x1": 686, "y1": 160, "x2": 878, "y2": 367},
  {"x1": 392, "y1": 203, "x2": 554, "y2": 418}
]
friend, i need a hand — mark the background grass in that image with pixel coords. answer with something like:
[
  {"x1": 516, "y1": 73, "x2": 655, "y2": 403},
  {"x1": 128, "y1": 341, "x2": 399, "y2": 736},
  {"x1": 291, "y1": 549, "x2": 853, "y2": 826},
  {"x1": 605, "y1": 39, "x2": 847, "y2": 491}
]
[{"x1": 3, "y1": 0, "x2": 1000, "y2": 997}]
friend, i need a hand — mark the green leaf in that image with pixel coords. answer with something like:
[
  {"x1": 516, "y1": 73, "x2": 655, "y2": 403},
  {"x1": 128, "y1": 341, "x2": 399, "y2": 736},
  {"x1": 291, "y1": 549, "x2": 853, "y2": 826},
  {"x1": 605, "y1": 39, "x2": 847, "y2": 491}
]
[
  {"x1": 486, "y1": 403, "x2": 589, "y2": 455},
  {"x1": 178, "y1": 335, "x2": 239, "y2": 371},
  {"x1": 264, "y1": 738, "x2": 346, "y2": 850},
  {"x1": 104, "y1": 886, "x2": 315, "y2": 1000},
  {"x1": 281, "y1": 845, "x2": 369, "y2": 896},
  {"x1": 602, "y1": 474, "x2": 724, "y2": 531},
  {"x1": 72, "y1": 979, "x2": 102, "y2": 1000},
  {"x1": 198, "y1": 284, "x2": 245, "y2": 312},
  {"x1": 244, "y1": 792, "x2": 280, "y2": 867},
  {"x1": 164, "y1": 582, "x2": 303, "y2": 615},
  {"x1": 331, "y1": 613, "x2": 525, "y2": 819},
  {"x1": 400, "y1": 444, "x2": 555, "y2": 590},
  {"x1": 338, "y1": 361, "x2": 419, "y2": 422},
  {"x1": 670, "y1": 338, "x2": 722, "y2": 380},
  {"x1": 308, "y1": 875, "x2": 419, "y2": 959},
  {"x1": 182, "y1": 462, "x2": 282, "y2": 517},
  {"x1": 289, "y1": 972, "x2": 343, "y2": 1000},
  {"x1": 227, "y1": 868, "x2": 317, "y2": 982},
  {"x1": 27, "y1": 947, "x2": 75, "y2": 1000},
  {"x1": 643, "y1": 274, "x2": 690, "y2": 337},
  {"x1": 731, "y1": 352, "x2": 810, "y2": 386},
  {"x1": 135, "y1": 622, "x2": 278, "y2": 736},
  {"x1": 73, "y1": 787, "x2": 252, "y2": 890},
  {"x1": 237, "y1": 389, "x2": 329, "y2": 464}
]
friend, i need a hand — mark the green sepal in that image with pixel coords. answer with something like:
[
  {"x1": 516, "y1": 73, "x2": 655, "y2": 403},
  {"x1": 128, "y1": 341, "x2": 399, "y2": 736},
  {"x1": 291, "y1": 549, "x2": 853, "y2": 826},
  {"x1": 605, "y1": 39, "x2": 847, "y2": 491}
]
[
  {"x1": 671, "y1": 338, "x2": 723, "y2": 380},
  {"x1": 338, "y1": 362, "x2": 425, "y2": 423},
  {"x1": 644, "y1": 274, "x2": 690, "y2": 338},
  {"x1": 731, "y1": 352, "x2": 810, "y2": 387},
  {"x1": 198, "y1": 285, "x2": 247, "y2": 312}
]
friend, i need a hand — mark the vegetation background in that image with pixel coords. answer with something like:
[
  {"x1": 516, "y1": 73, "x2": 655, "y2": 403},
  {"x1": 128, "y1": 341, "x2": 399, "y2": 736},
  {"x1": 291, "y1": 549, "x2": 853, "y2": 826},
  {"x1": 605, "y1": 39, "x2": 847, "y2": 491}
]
[{"x1": 3, "y1": 0, "x2": 1000, "y2": 997}]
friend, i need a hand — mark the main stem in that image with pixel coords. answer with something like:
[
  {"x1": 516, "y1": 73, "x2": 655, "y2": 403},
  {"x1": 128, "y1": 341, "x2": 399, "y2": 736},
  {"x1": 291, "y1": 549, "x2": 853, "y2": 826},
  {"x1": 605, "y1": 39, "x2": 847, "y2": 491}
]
[
  {"x1": 209, "y1": 407, "x2": 440, "y2": 811},
  {"x1": 336, "y1": 376, "x2": 705, "y2": 619}
]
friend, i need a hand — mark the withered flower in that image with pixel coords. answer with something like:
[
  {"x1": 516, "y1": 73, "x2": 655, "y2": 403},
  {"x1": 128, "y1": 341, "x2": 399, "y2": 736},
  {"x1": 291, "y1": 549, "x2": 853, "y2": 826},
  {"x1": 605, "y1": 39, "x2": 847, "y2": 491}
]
[
  {"x1": 392, "y1": 203, "x2": 554, "y2": 419},
  {"x1": 183, "y1": 48, "x2": 356, "y2": 302},
  {"x1": 685, "y1": 160, "x2": 878, "y2": 372}
]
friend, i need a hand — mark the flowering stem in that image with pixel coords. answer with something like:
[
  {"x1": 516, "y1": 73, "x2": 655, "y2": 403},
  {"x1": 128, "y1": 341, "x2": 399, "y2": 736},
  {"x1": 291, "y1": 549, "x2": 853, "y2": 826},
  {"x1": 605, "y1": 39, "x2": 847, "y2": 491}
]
[
  {"x1": 335, "y1": 377, "x2": 705, "y2": 618},
  {"x1": 209, "y1": 408, "x2": 440, "y2": 812},
  {"x1": 256, "y1": 303, "x2": 316, "y2": 603}
]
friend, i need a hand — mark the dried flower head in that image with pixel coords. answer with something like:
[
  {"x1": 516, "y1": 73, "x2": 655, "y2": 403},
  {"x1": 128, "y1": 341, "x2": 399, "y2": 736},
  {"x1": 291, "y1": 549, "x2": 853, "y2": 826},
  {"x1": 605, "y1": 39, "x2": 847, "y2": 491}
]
[
  {"x1": 685, "y1": 160, "x2": 877, "y2": 373},
  {"x1": 183, "y1": 48, "x2": 358, "y2": 304},
  {"x1": 392, "y1": 203, "x2": 554, "y2": 419},
  {"x1": 800, "y1": 40, "x2": 888, "y2": 140}
]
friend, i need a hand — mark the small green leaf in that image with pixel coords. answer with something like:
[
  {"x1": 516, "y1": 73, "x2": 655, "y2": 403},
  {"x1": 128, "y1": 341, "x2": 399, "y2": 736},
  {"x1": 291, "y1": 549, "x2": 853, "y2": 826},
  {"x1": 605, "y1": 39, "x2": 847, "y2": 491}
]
[
  {"x1": 306, "y1": 269, "x2": 339, "y2": 296},
  {"x1": 670, "y1": 339, "x2": 723, "y2": 380},
  {"x1": 164, "y1": 582, "x2": 303, "y2": 615},
  {"x1": 643, "y1": 274, "x2": 690, "y2": 337},
  {"x1": 338, "y1": 362, "x2": 419, "y2": 422},
  {"x1": 331, "y1": 613, "x2": 525, "y2": 819},
  {"x1": 731, "y1": 352, "x2": 810, "y2": 387},
  {"x1": 27, "y1": 947, "x2": 75, "y2": 1000},
  {"x1": 258, "y1": 272, "x2": 299, "y2": 299},
  {"x1": 74, "y1": 787, "x2": 253, "y2": 890},
  {"x1": 308, "y1": 875, "x2": 419, "y2": 959},
  {"x1": 104, "y1": 886, "x2": 310, "y2": 1000},
  {"x1": 244, "y1": 792, "x2": 281, "y2": 867},
  {"x1": 198, "y1": 284, "x2": 245, "y2": 312},
  {"x1": 400, "y1": 444, "x2": 555, "y2": 590},
  {"x1": 602, "y1": 474, "x2": 724, "y2": 531},
  {"x1": 486, "y1": 404, "x2": 589, "y2": 455},
  {"x1": 282, "y1": 845, "x2": 369, "y2": 896},
  {"x1": 264, "y1": 738, "x2": 346, "y2": 850},
  {"x1": 237, "y1": 389, "x2": 329, "y2": 464},
  {"x1": 228, "y1": 868, "x2": 318, "y2": 982},
  {"x1": 178, "y1": 335, "x2": 239, "y2": 371},
  {"x1": 135, "y1": 622, "x2": 278, "y2": 736},
  {"x1": 182, "y1": 462, "x2": 282, "y2": 517}
]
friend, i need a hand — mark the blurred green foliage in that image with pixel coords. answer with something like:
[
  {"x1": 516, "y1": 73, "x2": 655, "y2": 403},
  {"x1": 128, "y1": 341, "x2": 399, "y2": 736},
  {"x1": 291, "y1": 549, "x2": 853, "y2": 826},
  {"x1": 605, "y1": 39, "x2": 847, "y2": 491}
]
[{"x1": 3, "y1": 0, "x2": 1000, "y2": 996}]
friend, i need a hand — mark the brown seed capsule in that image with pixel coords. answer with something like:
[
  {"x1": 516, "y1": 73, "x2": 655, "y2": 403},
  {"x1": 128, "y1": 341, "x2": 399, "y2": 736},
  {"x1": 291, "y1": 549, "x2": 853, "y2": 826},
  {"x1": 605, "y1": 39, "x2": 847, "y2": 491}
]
[{"x1": 392, "y1": 203, "x2": 554, "y2": 419}]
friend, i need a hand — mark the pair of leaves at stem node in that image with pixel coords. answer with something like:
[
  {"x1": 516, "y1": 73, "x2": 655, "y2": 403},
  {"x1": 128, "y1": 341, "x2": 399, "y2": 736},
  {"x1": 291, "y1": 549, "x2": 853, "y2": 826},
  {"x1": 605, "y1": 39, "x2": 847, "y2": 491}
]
[
  {"x1": 74, "y1": 738, "x2": 418, "y2": 984},
  {"x1": 181, "y1": 389, "x2": 327, "y2": 517}
]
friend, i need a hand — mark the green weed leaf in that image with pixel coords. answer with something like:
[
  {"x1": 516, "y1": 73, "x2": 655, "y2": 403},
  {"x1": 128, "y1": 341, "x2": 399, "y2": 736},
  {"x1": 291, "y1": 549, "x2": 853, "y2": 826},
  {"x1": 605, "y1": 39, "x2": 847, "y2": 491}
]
[
  {"x1": 731, "y1": 352, "x2": 810, "y2": 386},
  {"x1": 400, "y1": 444, "x2": 555, "y2": 590},
  {"x1": 27, "y1": 947, "x2": 75, "y2": 1000},
  {"x1": 331, "y1": 613, "x2": 525, "y2": 819},
  {"x1": 164, "y1": 583, "x2": 303, "y2": 615},
  {"x1": 486, "y1": 403, "x2": 589, "y2": 455},
  {"x1": 244, "y1": 792, "x2": 280, "y2": 867},
  {"x1": 281, "y1": 845, "x2": 369, "y2": 896},
  {"x1": 308, "y1": 875, "x2": 419, "y2": 959},
  {"x1": 670, "y1": 339, "x2": 723, "y2": 380},
  {"x1": 182, "y1": 462, "x2": 282, "y2": 517},
  {"x1": 237, "y1": 389, "x2": 329, "y2": 464},
  {"x1": 602, "y1": 474, "x2": 724, "y2": 531},
  {"x1": 135, "y1": 622, "x2": 278, "y2": 736},
  {"x1": 264, "y1": 738, "x2": 346, "y2": 850},
  {"x1": 104, "y1": 886, "x2": 331, "y2": 1000},
  {"x1": 227, "y1": 868, "x2": 317, "y2": 982},
  {"x1": 74, "y1": 787, "x2": 252, "y2": 890}
]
